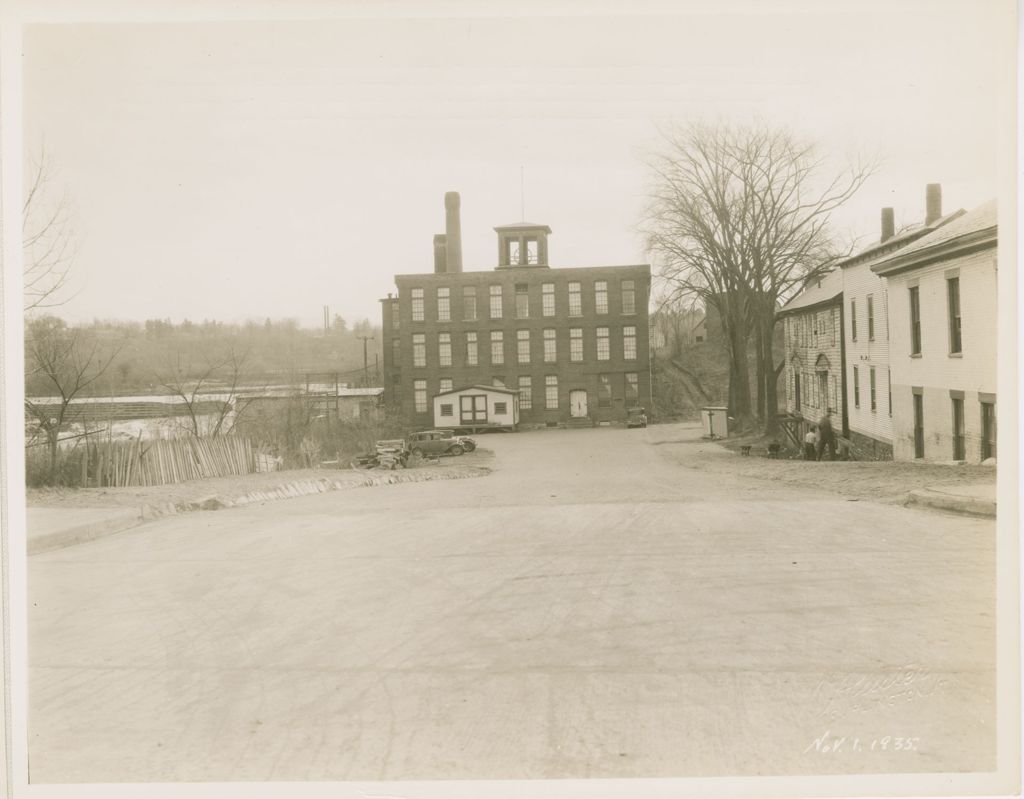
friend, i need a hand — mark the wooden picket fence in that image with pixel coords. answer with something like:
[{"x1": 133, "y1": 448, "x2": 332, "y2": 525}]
[{"x1": 77, "y1": 435, "x2": 257, "y2": 488}]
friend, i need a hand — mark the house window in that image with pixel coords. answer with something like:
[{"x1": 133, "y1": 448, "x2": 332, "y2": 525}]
[
  {"x1": 888, "y1": 369, "x2": 892, "y2": 416},
  {"x1": 515, "y1": 284, "x2": 529, "y2": 319},
  {"x1": 831, "y1": 308, "x2": 836, "y2": 345},
  {"x1": 438, "y1": 333, "x2": 452, "y2": 367},
  {"x1": 623, "y1": 326, "x2": 637, "y2": 360},
  {"x1": 466, "y1": 332, "x2": 478, "y2": 365},
  {"x1": 545, "y1": 375, "x2": 558, "y2": 409},
  {"x1": 909, "y1": 286, "x2": 921, "y2": 355},
  {"x1": 391, "y1": 299, "x2": 400, "y2": 330},
  {"x1": 981, "y1": 400, "x2": 996, "y2": 459},
  {"x1": 413, "y1": 379, "x2": 427, "y2": 413},
  {"x1": 951, "y1": 396, "x2": 965, "y2": 460},
  {"x1": 853, "y1": 366, "x2": 860, "y2": 408},
  {"x1": 913, "y1": 390, "x2": 925, "y2": 458},
  {"x1": 850, "y1": 299, "x2": 857, "y2": 342},
  {"x1": 947, "y1": 277, "x2": 962, "y2": 354},
  {"x1": 621, "y1": 280, "x2": 636, "y2": 315},
  {"x1": 543, "y1": 328, "x2": 556, "y2": 362},
  {"x1": 412, "y1": 333, "x2": 426, "y2": 367},
  {"x1": 489, "y1": 285, "x2": 503, "y2": 319},
  {"x1": 568, "y1": 282, "x2": 582, "y2": 317},
  {"x1": 598, "y1": 374, "x2": 612, "y2": 407},
  {"x1": 518, "y1": 376, "x2": 532, "y2": 410},
  {"x1": 596, "y1": 327, "x2": 610, "y2": 361},
  {"x1": 867, "y1": 294, "x2": 875, "y2": 341},
  {"x1": 869, "y1": 366, "x2": 877, "y2": 412},
  {"x1": 440, "y1": 403, "x2": 454, "y2": 417},
  {"x1": 439, "y1": 378, "x2": 453, "y2": 394},
  {"x1": 542, "y1": 283, "x2": 555, "y2": 316},
  {"x1": 569, "y1": 328, "x2": 583, "y2": 362},
  {"x1": 494, "y1": 401, "x2": 508, "y2": 415},
  {"x1": 595, "y1": 281, "x2": 609, "y2": 315},
  {"x1": 490, "y1": 331, "x2": 504, "y2": 365},
  {"x1": 625, "y1": 372, "x2": 639, "y2": 404},
  {"x1": 463, "y1": 286, "x2": 477, "y2": 321},
  {"x1": 517, "y1": 329, "x2": 531, "y2": 364},
  {"x1": 411, "y1": 288, "x2": 424, "y2": 322},
  {"x1": 437, "y1": 287, "x2": 450, "y2": 322}
]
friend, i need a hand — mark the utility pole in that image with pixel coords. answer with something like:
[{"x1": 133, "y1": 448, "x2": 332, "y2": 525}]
[{"x1": 357, "y1": 335, "x2": 374, "y2": 387}]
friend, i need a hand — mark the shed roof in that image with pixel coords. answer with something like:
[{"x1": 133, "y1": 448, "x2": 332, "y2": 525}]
[{"x1": 435, "y1": 384, "x2": 519, "y2": 397}]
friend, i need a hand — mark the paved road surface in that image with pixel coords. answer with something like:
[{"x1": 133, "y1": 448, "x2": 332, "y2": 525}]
[{"x1": 29, "y1": 424, "x2": 995, "y2": 782}]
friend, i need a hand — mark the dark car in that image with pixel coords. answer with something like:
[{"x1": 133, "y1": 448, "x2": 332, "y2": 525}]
[
  {"x1": 626, "y1": 408, "x2": 648, "y2": 429},
  {"x1": 408, "y1": 430, "x2": 468, "y2": 457}
]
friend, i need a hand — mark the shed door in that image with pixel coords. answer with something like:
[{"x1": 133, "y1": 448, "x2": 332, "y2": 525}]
[
  {"x1": 460, "y1": 395, "x2": 487, "y2": 424},
  {"x1": 569, "y1": 389, "x2": 588, "y2": 418}
]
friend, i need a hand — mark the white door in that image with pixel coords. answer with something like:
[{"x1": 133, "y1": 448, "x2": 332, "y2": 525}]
[{"x1": 569, "y1": 389, "x2": 588, "y2": 418}]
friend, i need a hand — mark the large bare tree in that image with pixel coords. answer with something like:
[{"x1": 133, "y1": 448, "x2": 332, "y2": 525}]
[
  {"x1": 23, "y1": 147, "x2": 77, "y2": 312},
  {"x1": 155, "y1": 346, "x2": 253, "y2": 438},
  {"x1": 643, "y1": 121, "x2": 872, "y2": 432}
]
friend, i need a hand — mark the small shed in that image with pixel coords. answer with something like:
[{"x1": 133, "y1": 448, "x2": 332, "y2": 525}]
[
  {"x1": 701, "y1": 405, "x2": 729, "y2": 439},
  {"x1": 433, "y1": 384, "x2": 519, "y2": 432}
]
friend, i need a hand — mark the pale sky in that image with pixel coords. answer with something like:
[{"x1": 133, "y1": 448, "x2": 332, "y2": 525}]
[{"x1": 22, "y1": 1, "x2": 1011, "y2": 327}]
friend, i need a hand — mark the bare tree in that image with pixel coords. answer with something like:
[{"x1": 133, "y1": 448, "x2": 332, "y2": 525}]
[
  {"x1": 155, "y1": 346, "x2": 252, "y2": 438},
  {"x1": 643, "y1": 121, "x2": 873, "y2": 432},
  {"x1": 23, "y1": 147, "x2": 77, "y2": 312},
  {"x1": 24, "y1": 317, "x2": 123, "y2": 483}
]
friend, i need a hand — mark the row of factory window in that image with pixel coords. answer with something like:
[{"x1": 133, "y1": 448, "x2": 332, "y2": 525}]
[
  {"x1": 397, "y1": 327, "x2": 639, "y2": 367},
  {"x1": 410, "y1": 373, "x2": 642, "y2": 414},
  {"x1": 396, "y1": 279, "x2": 638, "y2": 325}
]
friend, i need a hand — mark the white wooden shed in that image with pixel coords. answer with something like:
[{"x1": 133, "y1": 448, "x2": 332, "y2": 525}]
[{"x1": 433, "y1": 384, "x2": 519, "y2": 432}]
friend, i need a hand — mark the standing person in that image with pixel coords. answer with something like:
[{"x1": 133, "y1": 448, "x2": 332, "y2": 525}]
[
  {"x1": 803, "y1": 426, "x2": 818, "y2": 461},
  {"x1": 816, "y1": 413, "x2": 837, "y2": 461}
]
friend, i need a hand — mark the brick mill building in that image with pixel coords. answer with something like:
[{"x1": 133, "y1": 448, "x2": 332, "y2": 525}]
[{"x1": 380, "y1": 192, "x2": 651, "y2": 428}]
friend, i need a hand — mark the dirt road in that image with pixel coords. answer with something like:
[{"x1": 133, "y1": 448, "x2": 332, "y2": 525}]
[{"x1": 28, "y1": 423, "x2": 995, "y2": 782}]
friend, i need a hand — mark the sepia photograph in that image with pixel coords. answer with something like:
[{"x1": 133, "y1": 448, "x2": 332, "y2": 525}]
[{"x1": 0, "y1": 1, "x2": 1018, "y2": 797}]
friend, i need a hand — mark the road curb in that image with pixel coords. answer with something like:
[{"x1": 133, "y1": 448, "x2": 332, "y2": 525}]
[
  {"x1": 905, "y1": 488, "x2": 996, "y2": 518},
  {"x1": 33, "y1": 466, "x2": 490, "y2": 554}
]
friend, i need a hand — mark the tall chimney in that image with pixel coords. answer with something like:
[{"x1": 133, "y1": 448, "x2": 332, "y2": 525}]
[
  {"x1": 925, "y1": 183, "x2": 942, "y2": 225},
  {"x1": 433, "y1": 234, "x2": 447, "y2": 274},
  {"x1": 880, "y1": 207, "x2": 895, "y2": 242},
  {"x1": 444, "y1": 191, "x2": 463, "y2": 273}
]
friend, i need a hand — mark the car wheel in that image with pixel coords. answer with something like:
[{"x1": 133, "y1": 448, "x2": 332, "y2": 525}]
[
  {"x1": 411, "y1": 448, "x2": 424, "y2": 458},
  {"x1": 448, "y1": 444, "x2": 465, "y2": 456},
  {"x1": 462, "y1": 441, "x2": 476, "y2": 452}
]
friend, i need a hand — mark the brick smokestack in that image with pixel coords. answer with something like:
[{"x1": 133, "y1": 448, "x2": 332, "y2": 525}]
[
  {"x1": 433, "y1": 234, "x2": 447, "y2": 274},
  {"x1": 925, "y1": 183, "x2": 942, "y2": 225},
  {"x1": 444, "y1": 191, "x2": 463, "y2": 273},
  {"x1": 880, "y1": 207, "x2": 895, "y2": 242}
]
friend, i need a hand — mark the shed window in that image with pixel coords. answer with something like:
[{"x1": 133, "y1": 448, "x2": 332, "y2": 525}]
[
  {"x1": 494, "y1": 402, "x2": 508, "y2": 415},
  {"x1": 440, "y1": 403, "x2": 453, "y2": 417}
]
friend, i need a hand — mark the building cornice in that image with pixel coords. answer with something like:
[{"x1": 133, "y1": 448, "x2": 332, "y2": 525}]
[{"x1": 871, "y1": 227, "x2": 997, "y2": 277}]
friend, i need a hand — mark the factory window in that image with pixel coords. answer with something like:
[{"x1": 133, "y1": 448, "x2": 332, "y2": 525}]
[
  {"x1": 438, "y1": 333, "x2": 452, "y2": 367},
  {"x1": 595, "y1": 281, "x2": 609, "y2": 315},
  {"x1": 623, "y1": 326, "x2": 637, "y2": 360},
  {"x1": 867, "y1": 294, "x2": 875, "y2": 341},
  {"x1": 437, "y1": 287, "x2": 450, "y2": 322},
  {"x1": 413, "y1": 379, "x2": 427, "y2": 413},
  {"x1": 412, "y1": 333, "x2": 426, "y2": 367},
  {"x1": 494, "y1": 401, "x2": 508, "y2": 415},
  {"x1": 525, "y1": 238, "x2": 539, "y2": 265},
  {"x1": 621, "y1": 280, "x2": 636, "y2": 315},
  {"x1": 490, "y1": 331, "x2": 504, "y2": 365},
  {"x1": 517, "y1": 329, "x2": 531, "y2": 364},
  {"x1": 440, "y1": 403, "x2": 453, "y2": 417},
  {"x1": 542, "y1": 283, "x2": 555, "y2": 316},
  {"x1": 411, "y1": 288, "x2": 424, "y2": 322},
  {"x1": 391, "y1": 338, "x2": 400, "y2": 364},
  {"x1": 625, "y1": 372, "x2": 639, "y2": 404},
  {"x1": 568, "y1": 282, "x2": 582, "y2": 317},
  {"x1": 596, "y1": 327, "x2": 610, "y2": 361},
  {"x1": 570, "y1": 328, "x2": 583, "y2": 362},
  {"x1": 463, "y1": 286, "x2": 477, "y2": 321},
  {"x1": 518, "y1": 376, "x2": 532, "y2": 410},
  {"x1": 515, "y1": 284, "x2": 529, "y2": 319},
  {"x1": 545, "y1": 375, "x2": 559, "y2": 409},
  {"x1": 391, "y1": 299, "x2": 399, "y2": 329},
  {"x1": 543, "y1": 328, "x2": 557, "y2": 362},
  {"x1": 598, "y1": 374, "x2": 612, "y2": 407},
  {"x1": 489, "y1": 285, "x2": 503, "y2": 319},
  {"x1": 466, "y1": 332, "x2": 478, "y2": 366},
  {"x1": 505, "y1": 238, "x2": 520, "y2": 266},
  {"x1": 439, "y1": 378, "x2": 453, "y2": 394}
]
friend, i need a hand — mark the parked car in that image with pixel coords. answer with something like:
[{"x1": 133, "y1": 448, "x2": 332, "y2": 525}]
[
  {"x1": 626, "y1": 408, "x2": 648, "y2": 429},
  {"x1": 408, "y1": 430, "x2": 468, "y2": 457}
]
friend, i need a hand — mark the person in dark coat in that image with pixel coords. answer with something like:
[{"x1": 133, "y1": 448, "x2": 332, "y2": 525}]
[{"x1": 816, "y1": 413, "x2": 837, "y2": 461}]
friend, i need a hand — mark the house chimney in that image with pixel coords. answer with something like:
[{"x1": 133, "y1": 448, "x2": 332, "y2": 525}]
[
  {"x1": 925, "y1": 183, "x2": 942, "y2": 225},
  {"x1": 444, "y1": 191, "x2": 463, "y2": 273},
  {"x1": 433, "y1": 234, "x2": 447, "y2": 274},
  {"x1": 880, "y1": 207, "x2": 895, "y2": 242}
]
